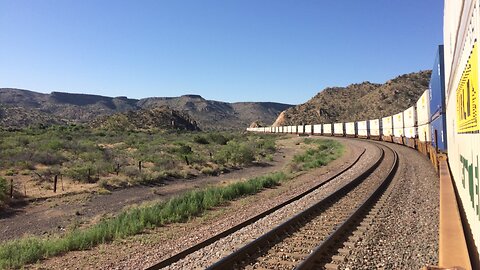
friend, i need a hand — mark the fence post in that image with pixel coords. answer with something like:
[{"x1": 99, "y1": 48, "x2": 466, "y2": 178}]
[
  {"x1": 138, "y1": 161, "x2": 142, "y2": 172},
  {"x1": 10, "y1": 179, "x2": 13, "y2": 198},
  {"x1": 54, "y1": 175, "x2": 58, "y2": 193}
]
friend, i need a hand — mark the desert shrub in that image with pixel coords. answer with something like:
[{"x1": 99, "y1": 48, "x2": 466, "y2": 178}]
[
  {"x1": 97, "y1": 179, "x2": 110, "y2": 189},
  {"x1": 0, "y1": 177, "x2": 7, "y2": 202},
  {"x1": 152, "y1": 158, "x2": 177, "y2": 171},
  {"x1": 173, "y1": 144, "x2": 192, "y2": 155},
  {"x1": 257, "y1": 138, "x2": 276, "y2": 152},
  {"x1": 135, "y1": 171, "x2": 166, "y2": 184},
  {"x1": 43, "y1": 139, "x2": 64, "y2": 151},
  {"x1": 18, "y1": 161, "x2": 35, "y2": 170},
  {"x1": 32, "y1": 151, "x2": 64, "y2": 166},
  {"x1": 5, "y1": 169, "x2": 16, "y2": 176},
  {"x1": 200, "y1": 167, "x2": 217, "y2": 176},
  {"x1": 65, "y1": 163, "x2": 96, "y2": 183},
  {"x1": 215, "y1": 141, "x2": 255, "y2": 166},
  {"x1": 193, "y1": 135, "x2": 209, "y2": 144},
  {"x1": 208, "y1": 133, "x2": 229, "y2": 145},
  {"x1": 123, "y1": 165, "x2": 141, "y2": 178}
]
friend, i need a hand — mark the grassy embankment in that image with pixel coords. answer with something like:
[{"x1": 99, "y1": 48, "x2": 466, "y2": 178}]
[{"x1": 0, "y1": 137, "x2": 343, "y2": 269}]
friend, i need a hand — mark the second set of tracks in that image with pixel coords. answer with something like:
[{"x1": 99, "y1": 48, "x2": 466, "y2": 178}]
[{"x1": 148, "y1": 141, "x2": 399, "y2": 270}]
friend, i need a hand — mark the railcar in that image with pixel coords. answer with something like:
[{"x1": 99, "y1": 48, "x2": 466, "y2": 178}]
[
  {"x1": 444, "y1": 0, "x2": 480, "y2": 262},
  {"x1": 369, "y1": 119, "x2": 381, "y2": 140},
  {"x1": 392, "y1": 112, "x2": 404, "y2": 144},
  {"x1": 381, "y1": 116, "x2": 393, "y2": 142},
  {"x1": 296, "y1": 125, "x2": 303, "y2": 135},
  {"x1": 430, "y1": 45, "x2": 448, "y2": 153},
  {"x1": 323, "y1": 123, "x2": 332, "y2": 136},
  {"x1": 333, "y1": 122, "x2": 345, "y2": 136},
  {"x1": 357, "y1": 120, "x2": 369, "y2": 138},
  {"x1": 403, "y1": 106, "x2": 417, "y2": 148},
  {"x1": 305, "y1": 124, "x2": 312, "y2": 135},
  {"x1": 345, "y1": 122, "x2": 356, "y2": 137}
]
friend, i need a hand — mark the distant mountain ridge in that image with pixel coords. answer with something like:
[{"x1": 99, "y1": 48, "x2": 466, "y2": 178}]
[
  {"x1": 0, "y1": 88, "x2": 292, "y2": 130},
  {"x1": 273, "y1": 70, "x2": 431, "y2": 126}
]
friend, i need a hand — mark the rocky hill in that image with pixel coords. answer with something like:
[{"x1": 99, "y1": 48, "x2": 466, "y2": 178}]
[
  {"x1": 139, "y1": 95, "x2": 292, "y2": 130},
  {"x1": 273, "y1": 70, "x2": 431, "y2": 126},
  {"x1": 90, "y1": 106, "x2": 200, "y2": 131},
  {"x1": 0, "y1": 88, "x2": 292, "y2": 130}
]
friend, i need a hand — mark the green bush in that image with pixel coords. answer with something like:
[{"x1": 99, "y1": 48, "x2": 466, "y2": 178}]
[
  {"x1": 208, "y1": 133, "x2": 229, "y2": 145},
  {"x1": 65, "y1": 163, "x2": 96, "y2": 183},
  {"x1": 193, "y1": 135, "x2": 209, "y2": 144},
  {"x1": 0, "y1": 177, "x2": 7, "y2": 202},
  {"x1": 215, "y1": 141, "x2": 255, "y2": 166},
  {"x1": 32, "y1": 151, "x2": 64, "y2": 166},
  {"x1": 175, "y1": 144, "x2": 192, "y2": 155},
  {"x1": 122, "y1": 165, "x2": 141, "y2": 178}
]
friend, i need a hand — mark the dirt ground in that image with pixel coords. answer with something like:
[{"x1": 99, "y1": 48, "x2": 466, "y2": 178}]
[{"x1": 0, "y1": 136, "x2": 313, "y2": 243}]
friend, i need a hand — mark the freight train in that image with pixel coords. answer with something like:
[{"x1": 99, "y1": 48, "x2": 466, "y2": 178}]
[{"x1": 247, "y1": 2, "x2": 480, "y2": 262}]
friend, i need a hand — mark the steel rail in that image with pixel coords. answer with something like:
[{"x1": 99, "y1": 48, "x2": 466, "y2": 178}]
[
  {"x1": 146, "y1": 147, "x2": 368, "y2": 270},
  {"x1": 296, "y1": 143, "x2": 399, "y2": 269},
  {"x1": 206, "y1": 144, "x2": 386, "y2": 270}
]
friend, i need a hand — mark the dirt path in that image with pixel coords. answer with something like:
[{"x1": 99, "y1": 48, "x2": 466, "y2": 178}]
[{"x1": 0, "y1": 136, "x2": 306, "y2": 243}]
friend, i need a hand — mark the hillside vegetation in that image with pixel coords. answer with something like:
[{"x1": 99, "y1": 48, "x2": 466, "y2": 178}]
[
  {"x1": 0, "y1": 89, "x2": 292, "y2": 130},
  {"x1": 273, "y1": 70, "x2": 431, "y2": 126},
  {"x1": 90, "y1": 106, "x2": 200, "y2": 131}
]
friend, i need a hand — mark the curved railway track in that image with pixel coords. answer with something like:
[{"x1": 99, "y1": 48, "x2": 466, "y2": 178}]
[
  {"x1": 205, "y1": 142, "x2": 398, "y2": 270},
  {"x1": 147, "y1": 141, "x2": 398, "y2": 270}
]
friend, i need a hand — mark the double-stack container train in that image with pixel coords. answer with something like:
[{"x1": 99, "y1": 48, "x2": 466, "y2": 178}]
[
  {"x1": 248, "y1": 2, "x2": 480, "y2": 263},
  {"x1": 247, "y1": 2, "x2": 479, "y2": 267}
]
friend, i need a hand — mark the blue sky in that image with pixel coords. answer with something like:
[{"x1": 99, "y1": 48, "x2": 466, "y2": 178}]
[{"x1": 0, "y1": 1, "x2": 443, "y2": 104}]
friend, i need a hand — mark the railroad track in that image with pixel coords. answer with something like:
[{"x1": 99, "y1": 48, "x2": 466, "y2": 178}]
[
  {"x1": 205, "y1": 143, "x2": 398, "y2": 270},
  {"x1": 147, "y1": 142, "x2": 395, "y2": 270}
]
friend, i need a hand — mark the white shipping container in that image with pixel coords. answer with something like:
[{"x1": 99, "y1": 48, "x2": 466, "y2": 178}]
[
  {"x1": 416, "y1": 90, "x2": 430, "y2": 126},
  {"x1": 333, "y1": 122, "x2": 344, "y2": 135},
  {"x1": 393, "y1": 112, "x2": 404, "y2": 137},
  {"x1": 323, "y1": 123, "x2": 332, "y2": 135},
  {"x1": 417, "y1": 124, "x2": 431, "y2": 142},
  {"x1": 305, "y1": 125, "x2": 312, "y2": 134},
  {"x1": 404, "y1": 127, "x2": 416, "y2": 138},
  {"x1": 403, "y1": 106, "x2": 416, "y2": 128},
  {"x1": 369, "y1": 119, "x2": 381, "y2": 136},
  {"x1": 357, "y1": 121, "x2": 368, "y2": 137},
  {"x1": 313, "y1": 124, "x2": 322, "y2": 134},
  {"x1": 297, "y1": 125, "x2": 304, "y2": 134},
  {"x1": 445, "y1": 0, "x2": 480, "y2": 257},
  {"x1": 345, "y1": 122, "x2": 356, "y2": 136},
  {"x1": 382, "y1": 116, "x2": 393, "y2": 136}
]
